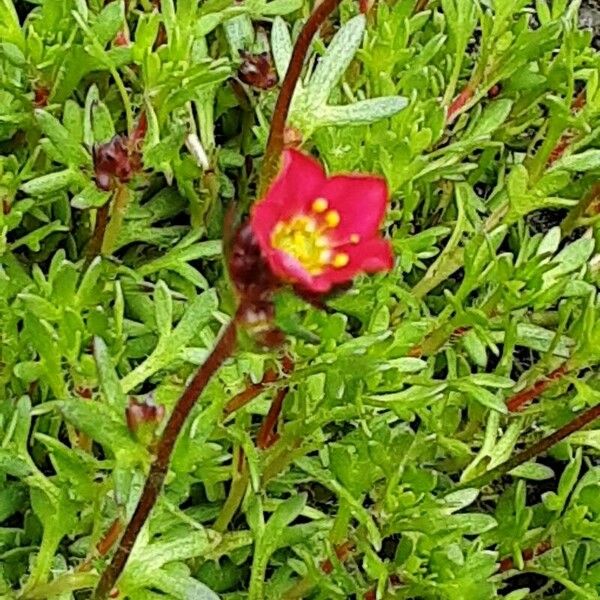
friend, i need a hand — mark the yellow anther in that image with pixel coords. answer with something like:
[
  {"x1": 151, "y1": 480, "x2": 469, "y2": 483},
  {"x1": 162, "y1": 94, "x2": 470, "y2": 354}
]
[
  {"x1": 312, "y1": 198, "x2": 329, "y2": 213},
  {"x1": 325, "y1": 210, "x2": 340, "y2": 228},
  {"x1": 271, "y1": 215, "x2": 332, "y2": 275},
  {"x1": 350, "y1": 234, "x2": 360, "y2": 244},
  {"x1": 332, "y1": 253, "x2": 349, "y2": 268},
  {"x1": 319, "y1": 249, "x2": 333, "y2": 263}
]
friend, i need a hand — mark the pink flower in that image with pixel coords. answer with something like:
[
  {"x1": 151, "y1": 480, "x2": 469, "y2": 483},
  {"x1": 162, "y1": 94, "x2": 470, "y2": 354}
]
[{"x1": 250, "y1": 150, "x2": 393, "y2": 293}]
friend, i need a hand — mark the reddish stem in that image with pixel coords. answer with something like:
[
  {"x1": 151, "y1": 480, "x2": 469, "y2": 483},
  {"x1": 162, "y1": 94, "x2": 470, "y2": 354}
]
[
  {"x1": 224, "y1": 356, "x2": 293, "y2": 416},
  {"x1": 320, "y1": 540, "x2": 355, "y2": 574},
  {"x1": 547, "y1": 89, "x2": 587, "y2": 166},
  {"x1": 93, "y1": 317, "x2": 239, "y2": 599},
  {"x1": 457, "y1": 402, "x2": 600, "y2": 491},
  {"x1": 78, "y1": 518, "x2": 123, "y2": 573},
  {"x1": 407, "y1": 325, "x2": 471, "y2": 358},
  {"x1": 224, "y1": 369, "x2": 278, "y2": 415},
  {"x1": 506, "y1": 363, "x2": 568, "y2": 412},
  {"x1": 498, "y1": 539, "x2": 552, "y2": 573},
  {"x1": 447, "y1": 85, "x2": 475, "y2": 123},
  {"x1": 256, "y1": 386, "x2": 289, "y2": 449},
  {"x1": 259, "y1": 0, "x2": 343, "y2": 194}
]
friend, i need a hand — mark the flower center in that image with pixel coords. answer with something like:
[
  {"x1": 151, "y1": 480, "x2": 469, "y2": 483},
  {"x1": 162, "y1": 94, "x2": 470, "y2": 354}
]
[
  {"x1": 270, "y1": 198, "x2": 358, "y2": 276},
  {"x1": 271, "y1": 215, "x2": 331, "y2": 275}
]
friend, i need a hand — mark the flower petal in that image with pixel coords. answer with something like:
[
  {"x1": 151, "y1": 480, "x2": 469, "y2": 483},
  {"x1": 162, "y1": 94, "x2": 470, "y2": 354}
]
[
  {"x1": 251, "y1": 149, "x2": 326, "y2": 252},
  {"x1": 310, "y1": 238, "x2": 393, "y2": 290},
  {"x1": 267, "y1": 249, "x2": 319, "y2": 289},
  {"x1": 320, "y1": 174, "x2": 388, "y2": 241}
]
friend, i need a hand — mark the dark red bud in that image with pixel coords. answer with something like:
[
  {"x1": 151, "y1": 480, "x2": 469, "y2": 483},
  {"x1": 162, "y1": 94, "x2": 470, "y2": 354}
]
[
  {"x1": 114, "y1": 30, "x2": 129, "y2": 46},
  {"x1": 33, "y1": 85, "x2": 50, "y2": 108},
  {"x1": 238, "y1": 51, "x2": 278, "y2": 90},
  {"x1": 488, "y1": 83, "x2": 502, "y2": 98},
  {"x1": 126, "y1": 398, "x2": 165, "y2": 435},
  {"x1": 93, "y1": 118, "x2": 145, "y2": 191},
  {"x1": 228, "y1": 221, "x2": 280, "y2": 301},
  {"x1": 359, "y1": 0, "x2": 374, "y2": 13},
  {"x1": 75, "y1": 386, "x2": 93, "y2": 399}
]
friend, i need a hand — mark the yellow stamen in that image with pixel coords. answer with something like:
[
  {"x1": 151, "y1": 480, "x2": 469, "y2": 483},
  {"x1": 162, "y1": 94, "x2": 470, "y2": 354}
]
[
  {"x1": 271, "y1": 215, "x2": 331, "y2": 275},
  {"x1": 325, "y1": 210, "x2": 340, "y2": 228},
  {"x1": 312, "y1": 198, "x2": 328, "y2": 213},
  {"x1": 332, "y1": 253, "x2": 349, "y2": 268},
  {"x1": 350, "y1": 234, "x2": 360, "y2": 244}
]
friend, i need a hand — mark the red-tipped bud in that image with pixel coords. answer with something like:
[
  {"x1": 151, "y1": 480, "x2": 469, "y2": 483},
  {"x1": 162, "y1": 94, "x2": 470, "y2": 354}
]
[
  {"x1": 238, "y1": 51, "x2": 278, "y2": 90},
  {"x1": 126, "y1": 398, "x2": 165, "y2": 444}
]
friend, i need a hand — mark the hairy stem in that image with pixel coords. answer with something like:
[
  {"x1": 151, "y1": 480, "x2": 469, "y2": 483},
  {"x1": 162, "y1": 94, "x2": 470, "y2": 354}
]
[
  {"x1": 93, "y1": 317, "x2": 239, "y2": 599},
  {"x1": 457, "y1": 402, "x2": 600, "y2": 491},
  {"x1": 77, "y1": 518, "x2": 123, "y2": 573},
  {"x1": 259, "y1": 0, "x2": 343, "y2": 195}
]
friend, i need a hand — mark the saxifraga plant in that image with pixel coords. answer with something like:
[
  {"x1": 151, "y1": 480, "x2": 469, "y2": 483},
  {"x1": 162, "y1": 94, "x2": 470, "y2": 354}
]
[{"x1": 1, "y1": 1, "x2": 600, "y2": 599}]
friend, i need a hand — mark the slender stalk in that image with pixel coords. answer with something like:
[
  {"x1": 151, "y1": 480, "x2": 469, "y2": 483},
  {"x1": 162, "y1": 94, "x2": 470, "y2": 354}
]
[
  {"x1": 506, "y1": 363, "x2": 569, "y2": 412},
  {"x1": 560, "y1": 182, "x2": 600, "y2": 237},
  {"x1": 101, "y1": 185, "x2": 130, "y2": 256},
  {"x1": 457, "y1": 402, "x2": 600, "y2": 491},
  {"x1": 224, "y1": 368, "x2": 279, "y2": 415},
  {"x1": 93, "y1": 317, "x2": 239, "y2": 599},
  {"x1": 86, "y1": 203, "x2": 110, "y2": 262},
  {"x1": 77, "y1": 518, "x2": 123, "y2": 573},
  {"x1": 256, "y1": 387, "x2": 288, "y2": 449},
  {"x1": 498, "y1": 539, "x2": 552, "y2": 573},
  {"x1": 259, "y1": 0, "x2": 343, "y2": 195},
  {"x1": 213, "y1": 447, "x2": 249, "y2": 532}
]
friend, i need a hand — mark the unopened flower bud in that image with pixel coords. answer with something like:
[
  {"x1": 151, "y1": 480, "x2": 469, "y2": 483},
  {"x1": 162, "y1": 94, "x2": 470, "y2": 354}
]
[
  {"x1": 126, "y1": 398, "x2": 165, "y2": 444},
  {"x1": 238, "y1": 51, "x2": 278, "y2": 90}
]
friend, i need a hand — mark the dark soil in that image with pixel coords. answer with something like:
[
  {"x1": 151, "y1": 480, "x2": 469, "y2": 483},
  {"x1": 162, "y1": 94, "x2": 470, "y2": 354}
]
[{"x1": 581, "y1": 0, "x2": 600, "y2": 50}]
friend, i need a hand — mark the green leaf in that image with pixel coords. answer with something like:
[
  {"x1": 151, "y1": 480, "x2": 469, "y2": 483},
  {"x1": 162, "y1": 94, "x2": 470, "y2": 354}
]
[
  {"x1": 34, "y1": 110, "x2": 91, "y2": 166},
  {"x1": 0, "y1": 0, "x2": 25, "y2": 50},
  {"x1": 10, "y1": 221, "x2": 69, "y2": 251},
  {"x1": 120, "y1": 290, "x2": 219, "y2": 392},
  {"x1": 469, "y1": 99, "x2": 513, "y2": 137},
  {"x1": 248, "y1": 494, "x2": 307, "y2": 600},
  {"x1": 467, "y1": 374, "x2": 514, "y2": 388},
  {"x1": 306, "y1": 15, "x2": 366, "y2": 107},
  {"x1": 271, "y1": 16, "x2": 292, "y2": 79},
  {"x1": 146, "y1": 571, "x2": 220, "y2": 600},
  {"x1": 71, "y1": 183, "x2": 111, "y2": 209},
  {"x1": 456, "y1": 381, "x2": 508, "y2": 414},
  {"x1": 20, "y1": 169, "x2": 82, "y2": 196},
  {"x1": 94, "y1": 336, "x2": 126, "y2": 410},
  {"x1": 0, "y1": 483, "x2": 27, "y2": 522},
  {"x1": 0, "y1": 449, "x2": 31, "y2": 478},
  {"x1": 90, "y1": 0, "x2": 124, "y2": 46},
  {"x1": 260, "y1": 0, "x2": 303, "y2": 16},
  {"x1": 60, "y1": 399, "x2": 147, "y2": 465},
  {"x1": 509, "y1": 462, "x2": 555, "y2": 480},
  {"x1": 551, "y1": 149, "x2": 600, "y2": 172},
  {"x1": 317, "y1": 96, "x2": 408, "y2": 127},
  {"x1": 154, "y1": 280, "x2": 173, "y2": 339}
]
